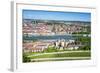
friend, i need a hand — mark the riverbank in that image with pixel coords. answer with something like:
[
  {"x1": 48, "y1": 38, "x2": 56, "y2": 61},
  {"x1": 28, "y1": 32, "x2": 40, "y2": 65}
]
[{"x1": 24, "y1": 33, "x2": 91, "y2": 37}]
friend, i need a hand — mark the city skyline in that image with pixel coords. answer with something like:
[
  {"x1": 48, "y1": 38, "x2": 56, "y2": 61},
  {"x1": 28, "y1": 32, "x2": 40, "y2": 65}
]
[{"x1": 23, "y1": 10, "x2": 91, "y2": 22}]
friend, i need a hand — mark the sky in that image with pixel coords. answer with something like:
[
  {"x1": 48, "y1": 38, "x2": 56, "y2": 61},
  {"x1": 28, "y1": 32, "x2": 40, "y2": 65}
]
[{"x1": 23, "y1": 10, "x2": 91, "y2": 22}]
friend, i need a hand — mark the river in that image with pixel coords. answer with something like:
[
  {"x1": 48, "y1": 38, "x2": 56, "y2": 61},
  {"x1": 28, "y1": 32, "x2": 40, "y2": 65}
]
[{"x1": 23, "y1": 34, "x2": 90, "y2": 41}]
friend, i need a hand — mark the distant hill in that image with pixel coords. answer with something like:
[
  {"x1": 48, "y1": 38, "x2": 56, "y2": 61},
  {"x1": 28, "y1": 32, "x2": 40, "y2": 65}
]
[{"x1": 23, "y1": 19, "x2": 91, "y2": 25}]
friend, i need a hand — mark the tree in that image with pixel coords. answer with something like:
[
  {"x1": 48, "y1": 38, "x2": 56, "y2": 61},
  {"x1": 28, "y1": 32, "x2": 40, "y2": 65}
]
[{"x1": 23, "y1": 53, "x2": 31, "y2": 62}]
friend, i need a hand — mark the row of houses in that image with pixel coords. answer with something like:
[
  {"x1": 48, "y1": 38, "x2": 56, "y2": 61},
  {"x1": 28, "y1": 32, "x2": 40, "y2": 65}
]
[
  {"x1": 23, "y1": 23, "x2": 54, "y2": 36},
  {"x1": 23, "y1": 39, "x2": 82, "y2": 53},
  {"x1": 23, "y1": 21, "x2": 88, "y2": 36},
  {"x1": 23, "y1": 40, "x2": 53, "y2": 52}
]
